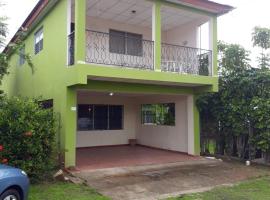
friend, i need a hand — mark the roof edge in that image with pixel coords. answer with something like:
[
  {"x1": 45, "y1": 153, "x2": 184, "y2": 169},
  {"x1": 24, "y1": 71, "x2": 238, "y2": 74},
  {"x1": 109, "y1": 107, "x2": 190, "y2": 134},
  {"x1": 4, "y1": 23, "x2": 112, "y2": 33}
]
[
  {"x1": 3, "y1": 0, "x2": 56, "y2": 53},
  {"x1": 167, "y1": 0, "x2": 234, "y2": 16}
]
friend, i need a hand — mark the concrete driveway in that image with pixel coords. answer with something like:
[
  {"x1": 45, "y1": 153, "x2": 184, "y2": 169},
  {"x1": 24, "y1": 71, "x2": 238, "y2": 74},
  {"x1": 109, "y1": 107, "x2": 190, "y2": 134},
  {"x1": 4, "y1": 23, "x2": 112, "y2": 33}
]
[{"x1": 74, "y1": 158, "x2": 270, "y2": 200}]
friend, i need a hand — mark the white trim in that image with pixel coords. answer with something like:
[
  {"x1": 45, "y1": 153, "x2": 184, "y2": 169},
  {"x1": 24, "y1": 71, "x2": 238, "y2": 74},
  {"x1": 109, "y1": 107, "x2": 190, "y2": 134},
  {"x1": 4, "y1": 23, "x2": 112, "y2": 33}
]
[
  {"x1": 77, "y1": 60, "x2": 86, "y2": 64},
  {"x1": 187, "y1": 95, "x2": 195, "y2": 155}
]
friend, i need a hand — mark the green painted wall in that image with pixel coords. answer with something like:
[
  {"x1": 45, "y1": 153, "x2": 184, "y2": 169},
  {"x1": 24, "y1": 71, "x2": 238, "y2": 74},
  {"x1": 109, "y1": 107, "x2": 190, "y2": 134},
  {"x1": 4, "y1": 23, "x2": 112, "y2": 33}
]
[
  {"x1": 1, "y1": 0, "x2": 77, "y2": 167},
  {"x1": 153, "y1": 1, "x2": 161, "y2": 70},
  {"x1": 1, "y1": 0, "x2": 220, "y2": 167},
  {"x1": 74, "y1": 0, "x2": 86, "y2": 63}
]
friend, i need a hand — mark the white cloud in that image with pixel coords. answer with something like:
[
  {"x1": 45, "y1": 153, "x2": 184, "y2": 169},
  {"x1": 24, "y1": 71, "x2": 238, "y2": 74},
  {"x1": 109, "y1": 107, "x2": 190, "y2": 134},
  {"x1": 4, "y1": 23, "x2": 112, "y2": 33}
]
[
  {"x1": 215, "y1": 0, "x2": 270, "y2": 66},
  {"x1": 1, "y1": 0, "x2": 39, "y2": 45}
]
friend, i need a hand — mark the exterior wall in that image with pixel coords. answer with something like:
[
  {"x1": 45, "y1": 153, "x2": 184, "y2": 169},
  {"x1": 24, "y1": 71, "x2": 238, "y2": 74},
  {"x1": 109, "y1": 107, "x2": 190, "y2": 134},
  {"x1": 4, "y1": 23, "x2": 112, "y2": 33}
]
[
  {"x1": 84, "y1": 16, "x2": 203, "y2": 50},
  {"x1": 136, "y1": 95, "x2": 188, "y2": 152},
  {"x1": 76, "y1": 93, "x2": 137, "y2": 147},
  {"x1": 2, "y1": 1, "x2": 68, "y2": 98},
  {"x1": 85, "y1": 16, "x2": 152, "y2": 40},
  {"x1": 163, "y1": 20, "x2": 203, "y2": 48}
]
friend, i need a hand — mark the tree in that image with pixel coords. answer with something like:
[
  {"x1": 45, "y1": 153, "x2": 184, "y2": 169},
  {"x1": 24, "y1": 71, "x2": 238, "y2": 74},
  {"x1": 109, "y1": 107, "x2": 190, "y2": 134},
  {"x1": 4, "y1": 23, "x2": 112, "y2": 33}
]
[
  {"x1": 0, "y1": 14, "x2": 7, "y2": 47},
  {"x1": 197, "y1": 40, "x2": 270, "y2": 162},
  {"x1": 0, "y1": 2, "x2": 8, "y2": 92},
  {"x1": 218, "y1": 41, "x2": 250, "y2": 75},
  {"x1": 252, "y1": 26, "x2": 270, "y2": 69}
]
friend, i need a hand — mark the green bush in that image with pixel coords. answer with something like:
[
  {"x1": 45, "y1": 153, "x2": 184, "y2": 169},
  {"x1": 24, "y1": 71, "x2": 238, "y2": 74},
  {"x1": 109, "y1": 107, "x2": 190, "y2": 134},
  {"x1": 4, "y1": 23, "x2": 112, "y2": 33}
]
[{"x1": 0, "y1": 96, "x2": 57, "y2": 182}]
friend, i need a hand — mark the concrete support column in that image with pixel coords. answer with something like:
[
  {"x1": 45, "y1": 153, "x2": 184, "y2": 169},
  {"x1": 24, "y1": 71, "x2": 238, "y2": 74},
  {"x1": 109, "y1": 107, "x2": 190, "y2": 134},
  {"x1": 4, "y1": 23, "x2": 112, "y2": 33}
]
[
  {"x1": 152, "y1": 1, "x2": 161, "y2": 71},
  {"x1": 75, "y1": 0, "x2": 86, "y2": 63},
  {"x1": 187, "y1": 95, "x2": 200, "y2": 155},
  {"x1": 64, "y1": 88, "x2": 77, "y2": 167}
]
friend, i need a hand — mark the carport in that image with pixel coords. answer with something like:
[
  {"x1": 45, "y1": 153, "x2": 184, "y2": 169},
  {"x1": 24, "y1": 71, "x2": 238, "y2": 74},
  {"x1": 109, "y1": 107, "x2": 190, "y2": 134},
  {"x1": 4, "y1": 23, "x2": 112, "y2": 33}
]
[{"x1": 74, "y1": 90, "x2": 199, "y2": 170}]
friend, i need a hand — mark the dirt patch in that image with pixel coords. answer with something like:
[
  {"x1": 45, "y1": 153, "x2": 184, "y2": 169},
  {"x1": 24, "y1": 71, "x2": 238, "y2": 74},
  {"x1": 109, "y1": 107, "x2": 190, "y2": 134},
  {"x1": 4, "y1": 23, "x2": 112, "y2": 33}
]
[{"x1": 75, "y1": 159, "x2": 270, "y2": 200}]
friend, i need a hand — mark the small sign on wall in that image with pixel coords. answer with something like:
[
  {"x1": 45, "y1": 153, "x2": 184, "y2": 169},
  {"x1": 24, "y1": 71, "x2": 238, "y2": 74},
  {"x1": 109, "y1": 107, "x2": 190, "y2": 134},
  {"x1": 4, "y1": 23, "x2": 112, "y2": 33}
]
[{"x1": 71, "y1": 106, "x2": 77, "y2": 111}]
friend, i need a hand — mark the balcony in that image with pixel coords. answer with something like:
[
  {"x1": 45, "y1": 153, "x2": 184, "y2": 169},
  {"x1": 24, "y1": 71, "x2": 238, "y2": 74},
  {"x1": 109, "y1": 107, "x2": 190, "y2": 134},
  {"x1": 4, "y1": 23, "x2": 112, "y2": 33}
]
[
  {"x1": 68, "y1": 30, "x2": 212, "y2": 76},
  {"x1": 67, "y1": 0, "x2": 218, "y2": 87},
  {"x1": 161, "y1": 43, "x2": 212, "y2": 76}
]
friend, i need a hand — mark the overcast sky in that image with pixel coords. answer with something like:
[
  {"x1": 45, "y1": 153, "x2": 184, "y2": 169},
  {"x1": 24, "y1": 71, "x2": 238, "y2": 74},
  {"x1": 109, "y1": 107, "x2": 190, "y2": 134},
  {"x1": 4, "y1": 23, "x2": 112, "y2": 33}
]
[{"x1": 1, "y1": 0, "x2": 269, "y2": 65}]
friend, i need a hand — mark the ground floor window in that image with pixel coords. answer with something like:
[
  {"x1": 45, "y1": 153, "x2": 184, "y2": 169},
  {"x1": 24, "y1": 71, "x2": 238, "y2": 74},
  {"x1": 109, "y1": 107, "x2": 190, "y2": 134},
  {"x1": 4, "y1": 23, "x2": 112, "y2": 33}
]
[
  {"x1": 39, "y1": 99, "x2": 53, "y2": 109},
  {"x1": 141, "y1": 103, "x2": 175, "y2": 126},
  {"x1": 77, "y1": 104, "x2": 123, "y2": 131}
]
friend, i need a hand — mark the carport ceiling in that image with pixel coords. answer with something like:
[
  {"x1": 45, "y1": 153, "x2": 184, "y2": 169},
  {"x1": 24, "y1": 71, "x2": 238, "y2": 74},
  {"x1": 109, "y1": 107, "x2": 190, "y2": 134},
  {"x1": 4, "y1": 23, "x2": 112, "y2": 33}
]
[{"x1": 85, "y1": 0, "x2": 207, "y2": 30}]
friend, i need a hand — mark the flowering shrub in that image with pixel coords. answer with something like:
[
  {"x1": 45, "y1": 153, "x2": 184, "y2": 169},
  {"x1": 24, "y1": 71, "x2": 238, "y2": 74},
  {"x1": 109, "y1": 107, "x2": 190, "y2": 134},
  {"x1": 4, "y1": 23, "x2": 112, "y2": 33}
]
[
  {"x1": 0, "y1": 145, "x2": 7, "y2": 164},
  {"x1": 0, "y1": 97, "x2": 57, "y2": 181}
]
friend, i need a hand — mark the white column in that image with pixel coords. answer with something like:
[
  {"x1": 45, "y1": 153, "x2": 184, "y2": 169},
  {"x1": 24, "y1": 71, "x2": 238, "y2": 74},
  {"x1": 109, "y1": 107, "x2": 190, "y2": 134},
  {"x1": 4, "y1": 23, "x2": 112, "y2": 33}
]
[
  {"x1": 187, "y1": 95, "x2": 195, "y2": 155},
  {"x1": 152, "y1": 1, "x2": 161, "y2": 71}
]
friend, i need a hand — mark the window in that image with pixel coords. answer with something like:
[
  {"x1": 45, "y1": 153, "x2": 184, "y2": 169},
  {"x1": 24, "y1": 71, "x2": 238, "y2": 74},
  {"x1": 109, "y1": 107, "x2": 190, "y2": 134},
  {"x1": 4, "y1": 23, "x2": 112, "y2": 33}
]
[
  {"x1": 141, "y1": 103, "x2": 175, "y2": 126},
  {"x1": 19, "y1": 46, "x2": 25, "y2": 66},
  {"x1": 39, "y1": 99, "x2": 53, "y2": 109},
  {"x1": 77, "y1": 104, "x2": 123, "y2": 131},
  {"x1": 109, "y1": 105, "x2": 123, "y2": 130},
  {"x1": 109, "y1": 29, "x2": 142, "y2": 56},
  {"x1": 34, "y1": 27, "x2": 43, "y2": 54},
  {"x1": 78, "y1": 105, "x2": 93, "y2": 130}
]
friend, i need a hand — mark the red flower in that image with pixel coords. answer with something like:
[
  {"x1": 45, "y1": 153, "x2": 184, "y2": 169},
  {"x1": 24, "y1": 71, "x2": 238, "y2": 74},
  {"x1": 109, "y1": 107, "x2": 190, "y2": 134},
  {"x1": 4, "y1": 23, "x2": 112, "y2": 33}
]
[
  {"x1": 0, "y1": 145, "x2": 3, "y2": 151},
  {"x1": 2, "y1": 158, "x2": 8, "y2": 164},
  {"x1": 24, "y1": 131, "x2": 33, "y2": 137}
]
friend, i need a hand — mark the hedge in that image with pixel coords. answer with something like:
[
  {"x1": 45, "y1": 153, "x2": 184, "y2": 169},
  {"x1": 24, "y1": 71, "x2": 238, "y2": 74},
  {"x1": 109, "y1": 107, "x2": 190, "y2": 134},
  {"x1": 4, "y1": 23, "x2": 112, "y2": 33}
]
[{"x1": 0, "y1": 96, "x2": 57, "y2": 182}]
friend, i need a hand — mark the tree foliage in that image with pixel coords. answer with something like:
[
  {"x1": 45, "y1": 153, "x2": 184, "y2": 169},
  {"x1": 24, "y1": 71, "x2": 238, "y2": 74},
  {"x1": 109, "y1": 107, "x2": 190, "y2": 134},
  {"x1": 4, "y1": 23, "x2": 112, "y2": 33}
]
[
  {"x1": 252, "y1": 26, "x2": 270, "y2": 68},
  {"x1": 197, "y1": 41, "x2": 270, "y2": 162},
  {"x1": 218, "y1": 41, "x2": 250, "y2": 74}
]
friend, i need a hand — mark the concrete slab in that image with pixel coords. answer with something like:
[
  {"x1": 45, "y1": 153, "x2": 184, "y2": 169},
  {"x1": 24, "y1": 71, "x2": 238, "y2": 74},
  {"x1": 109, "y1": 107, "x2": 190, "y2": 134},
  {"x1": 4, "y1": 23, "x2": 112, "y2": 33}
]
[{"x1": 74, "y1": 159, "x2": 270, "y2": 200}]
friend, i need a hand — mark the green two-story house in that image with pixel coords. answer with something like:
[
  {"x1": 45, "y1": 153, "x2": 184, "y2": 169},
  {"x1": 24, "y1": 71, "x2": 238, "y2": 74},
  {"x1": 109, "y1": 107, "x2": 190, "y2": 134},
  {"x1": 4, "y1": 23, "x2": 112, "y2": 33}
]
[{"x1": 2, "y1": 0, "x2": 233, "y2": 168}]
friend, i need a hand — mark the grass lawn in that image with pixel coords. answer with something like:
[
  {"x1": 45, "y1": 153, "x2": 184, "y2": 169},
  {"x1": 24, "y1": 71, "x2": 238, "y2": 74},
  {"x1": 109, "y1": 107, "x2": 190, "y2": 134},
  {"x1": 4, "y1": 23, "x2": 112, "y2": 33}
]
[
  {"x1": 29, "y1": 182, "x2": 110, "y2": 200},
  {"x1": 167, "y1": 176, "x2": 270, "y2": 200}
]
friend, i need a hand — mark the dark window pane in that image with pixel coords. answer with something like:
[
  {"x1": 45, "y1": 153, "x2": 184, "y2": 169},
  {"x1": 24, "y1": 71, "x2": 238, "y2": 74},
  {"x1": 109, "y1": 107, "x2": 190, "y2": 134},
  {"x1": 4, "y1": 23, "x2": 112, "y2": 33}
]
[
  {"x1": 141, "y1": 104, "x2": 156, "y2": 124},
  {"x1": 78, "y1": 105, "x2": 93, "y2": 130},
  {"x1": 19, "y1": 47, "x2": 25, "y2": 66},
  {"x1": 109, "y1": 30, "x2": 125, "y2": 54},
  {"x1": 141, "y1": 103, "x2": 175, "y2": 126},
  {"x1": 40, "y1": 99, "x2": 53, "y2": 109},
  {"x1": 156, "y1": 104, "x2": 164, "y2": 125},
  {"x1": 126, "y1": 32, "x2": 142, "y2": 56},
  {"x1": 163, "y1": 103, "x2": 175, "y2": 126},
  {"x1": 35, "y1": 43, "x2": 39, "y2": 54},
  {"x1": 71, "y1": 22, "x2": 75, "y2": 32},
  {"x1": 40, "y1": 39, "x2": 43, "y2": 51},
  {"x1": 109, "y1": 105, "x2": 123, "y2": 130},
  {"x1": 94, "y1": 105, "x2": 108, "y2": 130}
]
